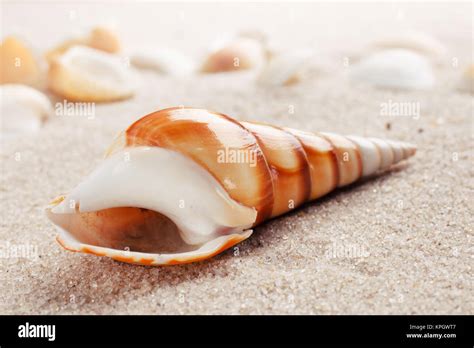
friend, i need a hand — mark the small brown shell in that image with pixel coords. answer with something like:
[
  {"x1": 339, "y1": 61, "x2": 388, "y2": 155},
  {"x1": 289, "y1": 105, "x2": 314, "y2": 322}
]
[{"x1": 0, "y1": 36, "x2": 39, "y2": 85}]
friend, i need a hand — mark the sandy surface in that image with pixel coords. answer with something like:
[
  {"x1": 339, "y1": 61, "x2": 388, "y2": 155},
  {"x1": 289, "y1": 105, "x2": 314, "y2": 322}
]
[{"x1": 0, "y1": 2, "x2": 472, "y2": 314}]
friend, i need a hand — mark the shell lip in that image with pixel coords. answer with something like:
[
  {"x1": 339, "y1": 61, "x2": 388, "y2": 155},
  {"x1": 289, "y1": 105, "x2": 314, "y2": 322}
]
[
  {"x1": 45, "y1": 146, "x2": 258, "y2": 265},
  {"x1": 54, "y1": 224, "x2": 252, "y2": 266},
  {"x1": 46, "y1": 196, "x2": 255, "y2": 266}
]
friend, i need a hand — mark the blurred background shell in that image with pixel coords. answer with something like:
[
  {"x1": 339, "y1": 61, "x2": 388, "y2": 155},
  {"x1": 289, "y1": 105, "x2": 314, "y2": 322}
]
[
  {"x1": 349, "y1": 49, "x2": 435, "y2": 90},
  {"x1": 48, "y1": 45, "x2": 135, "y2": 102},
  {"x1": 201, "y1": 35, "x2": 267, "y2": 73},
  {"x1": 0, "y1": 84, "x2": 52, "y2": 139},
  {"x1": 131, "y1": 48, "x2": 195, "y2": 76},
  {"x1": 46, "y1": 26, "x2": 121, "y2": 62},
  {"x1": 0, "y1": 36, "x2": 40, "y2": 85},
  {"x1": 458, "y1": 64, "x2": 474, "y2": 94}
]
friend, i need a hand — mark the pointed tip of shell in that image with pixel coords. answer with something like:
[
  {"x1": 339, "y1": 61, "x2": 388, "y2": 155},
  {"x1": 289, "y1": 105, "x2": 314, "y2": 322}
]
[
  {"x1": 389, "y1": 140, "x2": 417, "y2": 163},
  {"x1": 347, "y1": 135, "x2": 416, "y2": 179},
  {"x1": 403, "y1": 142, "x2": 417, "y2": 158}
]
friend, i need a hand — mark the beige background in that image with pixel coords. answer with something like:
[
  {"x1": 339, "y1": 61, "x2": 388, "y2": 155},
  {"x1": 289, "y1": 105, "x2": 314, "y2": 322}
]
[{"x1": 0, "y1": 1, "x2": 472, "y2": 314}]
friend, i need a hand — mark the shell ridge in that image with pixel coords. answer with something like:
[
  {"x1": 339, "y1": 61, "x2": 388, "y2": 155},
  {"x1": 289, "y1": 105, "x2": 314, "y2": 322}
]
[
  {"x1": 316, "y1": 132, "x2": 342, "y2": 188},
  {"x1": 237, "y1": 120, "x2": 276, "y2": 223},
  {"x1": 344, "y1": 136, "x2": 364, "y2": 179},
  {"x1": 276, "y1": 125, "x2": 312, "y2": 205}
]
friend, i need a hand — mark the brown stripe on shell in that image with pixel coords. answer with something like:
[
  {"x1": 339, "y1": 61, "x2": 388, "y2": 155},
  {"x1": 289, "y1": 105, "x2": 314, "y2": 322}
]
[
  {"x1": 284, "y1": 127, "x2": 339, "y2": 200},
  {"x1": 122, "y1": 107, "x2": 274, "y2": 224},
  {"x1": 242, "y1": 121, "x2": 311, "y2": 218},
  {"x1": 318, "y1": 132, "x2": 363, "y2": 187}
]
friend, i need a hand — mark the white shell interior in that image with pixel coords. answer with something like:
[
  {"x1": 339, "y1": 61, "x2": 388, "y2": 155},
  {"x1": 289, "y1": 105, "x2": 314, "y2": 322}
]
[
  {"x1": 47, "y1": 146, "x2": 257, "y2": 264},
  {"x1": 57, "y1": 45, "x2": 136, "y2": 96}
]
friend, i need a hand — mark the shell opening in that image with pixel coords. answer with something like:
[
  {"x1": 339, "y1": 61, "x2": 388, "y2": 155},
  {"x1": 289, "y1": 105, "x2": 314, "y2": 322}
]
[
  {"x1": 49, "y1": 207, "x2": 199, "y2": 254},
  {"x1": 46, "y1": 146, "x2": 257, "y2": 265}
]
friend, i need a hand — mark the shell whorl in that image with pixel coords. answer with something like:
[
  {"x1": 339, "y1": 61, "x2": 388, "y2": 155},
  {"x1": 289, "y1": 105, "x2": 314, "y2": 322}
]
[{"x1": 107, "y1": 107, "x2": 416, "y2": 225}]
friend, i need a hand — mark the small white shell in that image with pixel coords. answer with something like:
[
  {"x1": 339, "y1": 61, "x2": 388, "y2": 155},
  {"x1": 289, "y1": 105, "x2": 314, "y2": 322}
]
[
  {"x1": 257, "y1": 50, "x2": 314, "y2": 87},
  {"x1": 0, "y1": 84, "x2": 52, "y2": 139},
  {"x1": 458, "y1": 64, "x2": 474, "y2": 94},
  {"x1": 368, "y1": 31, "x2": 447, "y2": 64},
  {"x1": 349, "y1": 49, "x2": 435, "y2": 90},
  {"x1": 48, "y1": 45, "x2": 135, "y2": 102},
  {"x1": 131, "y1": 48, "x2": 195, "y2": 76}
]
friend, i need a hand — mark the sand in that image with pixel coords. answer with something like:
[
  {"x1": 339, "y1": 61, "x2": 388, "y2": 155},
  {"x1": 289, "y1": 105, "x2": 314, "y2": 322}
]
[{"x1": 0, "y1": 2, "x2": 472, "y2": 314}]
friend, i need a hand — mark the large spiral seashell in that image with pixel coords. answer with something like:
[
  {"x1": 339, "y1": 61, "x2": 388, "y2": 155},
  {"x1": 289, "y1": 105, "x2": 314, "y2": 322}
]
[{"x1": 47, "y1": 107, "x2": 416, "y2": 265}]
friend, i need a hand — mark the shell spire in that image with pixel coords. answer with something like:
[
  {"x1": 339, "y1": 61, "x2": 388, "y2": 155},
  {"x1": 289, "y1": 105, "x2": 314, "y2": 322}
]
[{"x1": 47, "y1": 107, "x2": 416, "y2": 266}]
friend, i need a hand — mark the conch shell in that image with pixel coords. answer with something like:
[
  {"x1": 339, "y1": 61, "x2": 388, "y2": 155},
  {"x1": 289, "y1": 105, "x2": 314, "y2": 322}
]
[{"x1": 47, "y1": 107, "x2": 416, "y2": 266}]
